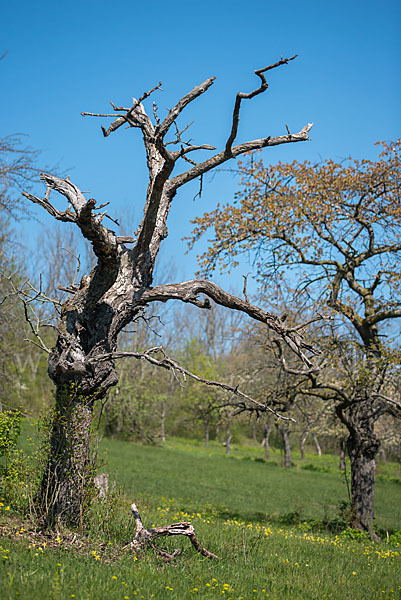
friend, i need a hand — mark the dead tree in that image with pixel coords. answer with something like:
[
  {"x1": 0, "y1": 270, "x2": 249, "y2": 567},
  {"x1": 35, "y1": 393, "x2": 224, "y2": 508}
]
[{"x1": 22, "y1": 57, "x2": 314, "y2": 528}]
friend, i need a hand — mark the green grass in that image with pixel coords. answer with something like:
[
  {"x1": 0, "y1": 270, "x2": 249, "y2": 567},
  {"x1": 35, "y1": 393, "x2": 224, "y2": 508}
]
[
  {"x1": 99, "y1": 437, "x2": 401, "y2": 532},
  {"x1": 163, "y1": 436, "x2": 401, "y2": 479},
  {"x1": 1, "y1": 516, "x2": 400, "y2": 600},
  {"x1": 1, "y1": 432, "x2": 400, "y2": 600}
]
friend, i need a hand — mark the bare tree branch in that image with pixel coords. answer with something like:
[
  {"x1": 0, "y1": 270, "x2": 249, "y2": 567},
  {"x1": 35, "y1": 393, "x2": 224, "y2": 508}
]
[
  {"x1": 157, "y1": 78, "x2": 215, "y2": 139},
  {"x1": 82, "y1": 82, "x2": 162, "y2": 138},
  {"x1": 6, "y1": 277, "x2": 52, "y2": 354},
  {"x1": 80, "y1": 61, "x2": 312, "y2": 268},
  {"x1": 22, "y1": 189, "x2": 76, "y2": 223},
  {"x1": 168, "y1": 124, "x2": 313, "y2": 192},
  {"x1": 90, "y1": 345, "x2": 294, "y2": 421},
  {"x1": 140, "y1": 279, "x2": 318, "y2": 366},
  {"x1": 225, "y1": 55, "x2": 298, "y2": 153},
  {"x1": 33, "y1": 174, "x2": 119, "y2": 263}
]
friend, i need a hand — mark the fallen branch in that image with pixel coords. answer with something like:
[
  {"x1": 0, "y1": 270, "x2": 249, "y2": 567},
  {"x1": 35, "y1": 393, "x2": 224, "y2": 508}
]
[{"x1": 130, "y1": 502, "x2": 219, "y2": 560}]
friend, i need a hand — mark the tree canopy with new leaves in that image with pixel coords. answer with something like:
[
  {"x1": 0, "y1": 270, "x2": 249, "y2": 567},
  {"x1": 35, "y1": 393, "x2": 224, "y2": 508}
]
[
  {"x1": 189, "y1": 141, "x2": 401, "y2": 321},
  {"x1": 188, "y1": 140, "x2": 401, "y2": 539}
]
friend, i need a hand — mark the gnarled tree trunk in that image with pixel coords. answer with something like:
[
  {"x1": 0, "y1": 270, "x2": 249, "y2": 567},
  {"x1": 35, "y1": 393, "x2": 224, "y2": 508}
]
[
  {"x1": 347, "y1": 432, "x2": 379, "y2": 539},
  {"x1": 337, "y1": 395, "x2": 381, "y2": 540},
  {"x1": 40, "y1": 383, "x2": 95, "y2": 528}
]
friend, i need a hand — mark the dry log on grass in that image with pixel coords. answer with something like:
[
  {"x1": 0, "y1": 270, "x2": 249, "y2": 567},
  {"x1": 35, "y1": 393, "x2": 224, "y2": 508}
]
[{"x1": 130, "y1": 503, "x2": 219, "y2": 560}]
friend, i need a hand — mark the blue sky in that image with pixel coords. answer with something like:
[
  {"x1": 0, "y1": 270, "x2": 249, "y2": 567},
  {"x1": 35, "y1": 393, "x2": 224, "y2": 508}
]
[{"x1": 1, "y1": 0, "x2": 400, "y2": 293}]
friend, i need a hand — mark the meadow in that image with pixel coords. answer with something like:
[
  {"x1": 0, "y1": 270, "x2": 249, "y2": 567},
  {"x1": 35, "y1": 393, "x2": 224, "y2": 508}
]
[{"x1": 1, "y1": 433, "x2": 400, "y2": 600}]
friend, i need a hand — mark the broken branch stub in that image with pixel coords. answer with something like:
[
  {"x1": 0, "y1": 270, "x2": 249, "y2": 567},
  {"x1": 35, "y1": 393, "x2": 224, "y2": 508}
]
[{"x1": 130, "y1": 503, "x2": 219, "y2": 560}]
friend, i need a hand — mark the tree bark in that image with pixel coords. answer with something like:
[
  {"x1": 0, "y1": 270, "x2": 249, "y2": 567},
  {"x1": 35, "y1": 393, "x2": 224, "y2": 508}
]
[
  {"x1": 337, "y1": 397, "x2": 381, "y2": 540},
  {"x1": 299, "y1": 431, "x2": 308, "y2": 460},
  {"x1": 263, "y1": 418, "x2": 272, "y2": 459},
  {"x1": 39, "y1": 382, "x2": 96, "y2": 528},
  {"x1": 347, "y1": 431, "x2": 380, "y2": 539},
  {"x1": 160, "y1": 399, "x2": 166, "y2": 443},
  {"x1": 38, "y1": 264, "x2": 121, "y2": 526},
  {"x1": 204, "y1": 418, "x2": 209, "y2": 448},
  {"x1": 278, "y1": 424, "x2": 292, "y2": 468},
  {"x1": 225, "y1": 422, "x2": 231, "y2": 455},
  {"x1": 312, "y1": 432, "x2": 322, "y2": 456},
  {"x1": 339, "y1": 439, "x2": 346, "y2": 471}
]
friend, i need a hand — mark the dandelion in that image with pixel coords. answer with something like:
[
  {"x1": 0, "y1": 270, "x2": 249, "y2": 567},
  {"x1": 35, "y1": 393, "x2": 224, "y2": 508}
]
[
  {"x1": 352, "y1": 571, "x2": 357, "y2": 575},
  {"x1": 112, "y1": 576, "x2": 117, "y2": 580}
]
